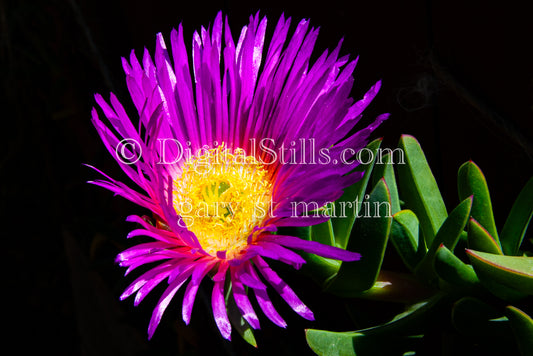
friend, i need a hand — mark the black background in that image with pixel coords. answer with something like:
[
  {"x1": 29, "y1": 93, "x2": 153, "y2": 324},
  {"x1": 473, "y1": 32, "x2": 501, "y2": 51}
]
[{"x1": 3, "y1": 0, "x2": 532, "y2": 355}]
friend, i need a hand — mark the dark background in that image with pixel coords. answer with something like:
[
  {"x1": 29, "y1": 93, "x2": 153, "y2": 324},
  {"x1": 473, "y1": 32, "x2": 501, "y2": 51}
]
[{"x1": 3, "y1": 0, "x2": 532, "y2": 355}]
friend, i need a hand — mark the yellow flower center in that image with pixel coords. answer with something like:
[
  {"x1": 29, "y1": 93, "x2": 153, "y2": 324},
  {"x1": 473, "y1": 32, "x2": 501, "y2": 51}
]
[{"x1": 173, "y1": 144, "x2": 272, "y2": 257}]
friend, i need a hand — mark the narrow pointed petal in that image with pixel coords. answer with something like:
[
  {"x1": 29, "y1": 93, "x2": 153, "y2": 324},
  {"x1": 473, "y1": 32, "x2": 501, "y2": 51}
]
[
  {"x1": 262, "y1": 235, "x2": 361, "y2": 261},
  {"x1": 248, "y1": 264, "x2": 287, "y2": 327},
  {"x1": 147, "y1": 266, "x2": 194, "y2": 339},
  {"x1": 182, "y1": 260, "x2": 215, "y2": 325},
  {"x1": 120, "y1": 262, "x2": 173, "y2": 301},
  {"x1": 254, "y1": 256, "x2": 314, "y2": 320},
  {"x1": 212, "y1": 262, "x2": 231, "y2": 339},
  {"x1": 231, "y1": 267, "x2": 260, "y2": 329}
]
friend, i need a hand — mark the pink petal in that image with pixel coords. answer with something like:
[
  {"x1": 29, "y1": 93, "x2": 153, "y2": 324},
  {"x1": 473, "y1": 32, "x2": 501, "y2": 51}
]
[
  {"x1": 120, "y1": 262, "x2": 173, "y2": 301},
  {"x1": 211, "y1": 262, "x2": 231, "y2": 340},
  {"x1": 182, "y1": 260, "x2": 215, "y2": 325},
  {"x1": 262, "y1": 235, "x2": 361, "y2": 261},
  {"x1": 147, "y1": 265, "x2": 194, "y2": 339},
  {"x1": 253, "y1": 256, "x2": 314, "y2": 320},
  {"x1": 230, "y1": 267, "x2": 260, "y2": 329},
  {"x1": 248, "y1": 264, "x2": 287, "y2": 328}
]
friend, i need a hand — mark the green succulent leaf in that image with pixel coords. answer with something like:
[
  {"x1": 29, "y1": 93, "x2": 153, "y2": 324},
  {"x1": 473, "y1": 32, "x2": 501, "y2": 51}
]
[
  {"x1": 278, "y1": 225, "x2": 311, "y2": 241},
  {"x1": 390, "y1": 210, "x2": 424, "y2": 271},
  {"x1": 306, "y1": 294, "x2": 444, "y2": 355},
  {"x1": 306, "y1": 329, "x2": 357, "y2": 356},
  {"x1": 434, "y1": 244, "x2": 481, "y2": 290},
  {"x1": 505, "y1": 305, "x2": 533, "y2": 356},
  {"x1": 467, "y1": 218, "x2": 503, "y2": 255},
  {"x1": 311, "y1": 217, "x2": 335, "y2": 246},
  {"x1": 452, "y1": 297, "x2": 511, "y2": 340},
  {"x1": 371, "y1": 152, "x2": 401, "y2": 214},
  {"x1": 396, "y1": 135, "x2": 447, "y2": 248},
  {"x1": 326, "y1": 179, "x2": 392, "y2": 296},
  {"x1": 466, "y1": 249, "x2": 533, "y2": 297},
  {"x1": 386, "y1": 295, "x2": 443, "y2": 328},
  {"x1": 305, "y1": 330, "x2": 422, "y2": 356},
  {"x1": 457, "y1": 161, "x2": 500, "y2": 247},
  {"x1": 415, "y1": 196, "x2": 473, "y2": 285},
  {"x1": 501, "y1": 177, "x2": 533, "y2": 256},
  {"x1": 301, "y1": 253, "x2": 342, "y2": 287},
  {"x1": 331, "y1": 138, "x2": 383, "y2": 250},
  {"x1": 352, "y1": 270, "x2": 433, "y2": 303},
  {"x1": 433, "y1": 196, "x2": 473, "y2": 251},
  {"x1": 280, "y1": 225, "x2": 341, "y2": 286}
]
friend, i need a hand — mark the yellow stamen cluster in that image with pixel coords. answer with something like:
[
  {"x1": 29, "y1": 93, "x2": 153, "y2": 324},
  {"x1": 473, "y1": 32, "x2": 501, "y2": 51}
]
[{"x1": 173, "y1": 144, "x2": 272, "y2": 257}]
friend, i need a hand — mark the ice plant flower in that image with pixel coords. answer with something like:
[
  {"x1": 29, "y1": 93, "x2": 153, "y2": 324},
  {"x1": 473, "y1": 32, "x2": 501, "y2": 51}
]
[{"x1": 89, "y1": 11, "x2": 387, "y2": 340}]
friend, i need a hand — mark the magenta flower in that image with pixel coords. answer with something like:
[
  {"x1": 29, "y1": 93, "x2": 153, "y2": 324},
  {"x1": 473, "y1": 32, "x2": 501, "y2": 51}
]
[{"x1": 89, "y1": 11, "x2": 387, "y2": 340}]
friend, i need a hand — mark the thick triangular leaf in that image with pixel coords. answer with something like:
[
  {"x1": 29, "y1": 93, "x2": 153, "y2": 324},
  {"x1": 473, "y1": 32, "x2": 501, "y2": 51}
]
[
  {"x1": 452, "y1": 297, "x2": 512, "y2": 341},
  {"x1": 331, "y1": 138, "x2": 383, "y2": 250},
  {"x1": 390, "y1": 210, "x2": 424, "y2": 271},
  {"x1": 278, "y1": 226, "x2": 311, "y2": 241},
  {"x1": 306, "y1": 330, "x2": 422, "y2": 356},
  {"x1": 306, "y1": 329, "x2": 357, "y2": 356},
  {"x1": 354, "y1": 270, "x2": 434, "y2": 303},
  {"x1": 311, "y1": 217, "x2": 335, "y2": 246},
  {"x1": 434, "y1": 244, "x2": 481, "y2": 291},
  {"x1": 372, "y1": 151, "x2": 401, "y2": 214},
  {"x1": 505, "y1": 305, "x2": 533, "y2": 356},
  {"x1": 306, "y1": 294, "x2": 444, "y2": 355},
  {"x1": 457, "y1": 161, "x2": 500, "y2": 247},
  {"x1": 467, "y1": 218, "x2": 503, "y2": 255},
  {"x1": 302, "y1": 253, "x2": 342, "y2": 288},
  {"x1": 396, "y1": 135, "x2": 447, "y2": 248},
  {"x1": 466, "y1": 249, "x2": 533, "y2": 296},
  {"x1": 501, "y1": 177, "x2": 533, "y2": 256},
  {"x1": 278, "y1": 226, "x2": 340, "y2": 286},
  {"x1": 415, "y1": 196, "x2": 473, "y2": 285},
  {"x1": 326, "y1": 179, "x2": 392, "y2": 295}
]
